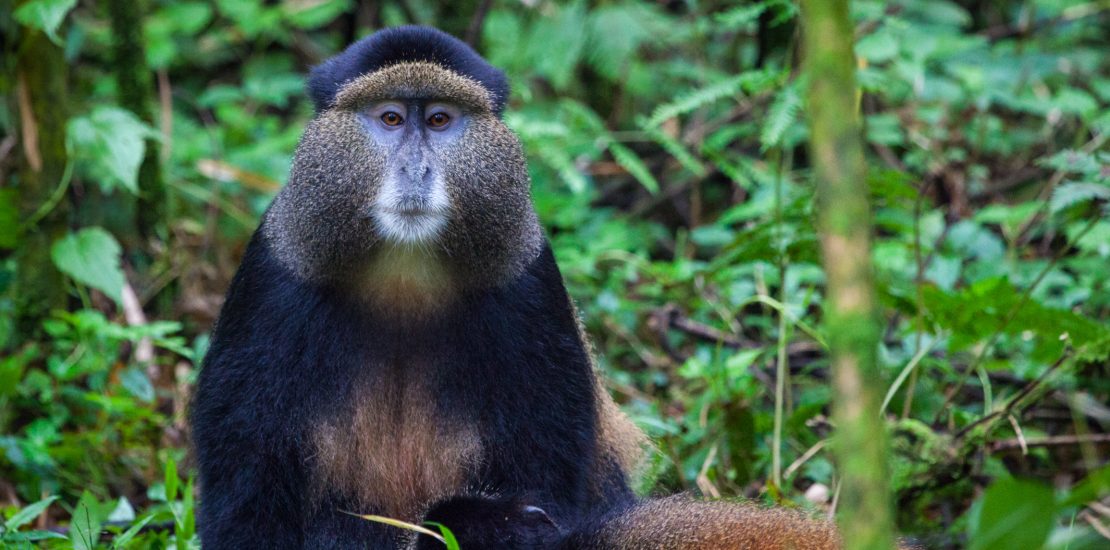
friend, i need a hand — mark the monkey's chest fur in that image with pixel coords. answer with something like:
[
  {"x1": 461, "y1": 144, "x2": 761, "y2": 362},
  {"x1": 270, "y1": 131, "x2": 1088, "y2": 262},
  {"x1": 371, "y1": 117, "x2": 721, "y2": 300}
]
[{"x1": 310, "y1": 359, "x2": 482, "y2": 521}]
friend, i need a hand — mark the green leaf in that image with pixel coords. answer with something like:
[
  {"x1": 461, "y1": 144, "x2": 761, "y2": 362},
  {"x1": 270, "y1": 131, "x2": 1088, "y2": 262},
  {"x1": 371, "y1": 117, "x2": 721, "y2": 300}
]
[
  {"x1": 968, "y1": 477, "x2": 1056, "y2": 550},
  {"x1": 1039, "y1": 149, "x2": 1099, "y2": 174},
  {"x1": 110, "y1": 515, "x2": 154, "y2": 550},
  {"x1": 164, "y1": 457, "x2": 179, "y2": 503},
  {"x1": 585, "y1": 5, "x2": 656, "y2": 79},
  {"x1": 50, "y1": 227, "x2": 126, "y2": 304},
  {"x1": 5, "y1": 530, "x2": 68, "y2": 541},
  {"x1": 532, "y1": 145, "x2": 587, "y2": 194},
  {"x1": 856, "y1": 27, "x2": 900, "y2": 63},
  {"x1": 713, "y1": 4, "x2": 766, "y2": 29},
  {"x1": 13, "y1": 0, "x2": 76, "y2": 45},
  {"x1": 760, "y1": 83, "x2": 802, "y2": 151},
  {"x1": 1063, "y1": 464, "x2": 1110, "y2": 507},
  {"x1": 609, "y1": 143, "x2": 659, "y2": 194},
  {"x1": 68, "y1": 107, "x2": 157, "y2": 194},
  {"x1": 528, "y1": 2, "x2": 587, "y2": 90},
  {"x1": 70, "y1": 492, "x2": 105, "y2": 550},
  {"x1": 646, "y1": 75, "x2": 745, "y2": 128},
  {"x1": 638, "y1": 117, "x2": 707, "y2": 177},
  {"x1": 119, "y1": 367, "x2": 155, "y2": 402},
  {"x1": 423, "y1": 521, "x2": 460, "y2": 550},
  {"x1": 1053, "y1": 88, "x2": 1098, "y2": 119},
  {"x1": 1050, "y1": 182, "x2": 1110, "y2": 213},
  {"x1": 4, "y1": 496, "x2": 58, "y2": 532}
]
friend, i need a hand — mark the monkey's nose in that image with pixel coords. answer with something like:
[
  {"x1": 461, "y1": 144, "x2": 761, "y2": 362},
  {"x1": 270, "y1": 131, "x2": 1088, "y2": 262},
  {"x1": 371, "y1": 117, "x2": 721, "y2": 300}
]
[{"x1": 401, "y1": 163, "x2": 428, "y2": 178}]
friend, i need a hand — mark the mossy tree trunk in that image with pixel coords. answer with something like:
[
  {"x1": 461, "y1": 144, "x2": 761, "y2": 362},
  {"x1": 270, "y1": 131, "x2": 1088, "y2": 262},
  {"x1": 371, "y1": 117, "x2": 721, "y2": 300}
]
[
  {"x1": 799, "y1": 1, "x2": 896, "y2": 549},
  {"x1": 7, "y1": 20, "x2": 70, "y2": 344},
  {"x1": 107, "y1": 0, "x2": 164, "y2": 245}
]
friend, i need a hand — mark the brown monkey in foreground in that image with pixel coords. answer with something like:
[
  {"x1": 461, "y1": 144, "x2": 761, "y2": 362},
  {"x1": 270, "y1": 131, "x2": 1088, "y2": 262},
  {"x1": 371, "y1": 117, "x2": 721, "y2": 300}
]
[
  {"x1": 193, "y1": 24, "x2": 915, "y2": 550},
  {"x1": 192, "y1": 25, "x2": 645, "y2": 549}
]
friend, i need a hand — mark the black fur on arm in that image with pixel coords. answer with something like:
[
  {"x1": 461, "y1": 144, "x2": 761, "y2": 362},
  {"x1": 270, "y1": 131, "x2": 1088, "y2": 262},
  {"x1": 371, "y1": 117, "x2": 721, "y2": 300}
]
[
  {"x1": 307, "y1": 25, "x2": 510, "y2": 115},
  {"x1": 191, "y1": 234, "x2": 399, "y2": 549}
]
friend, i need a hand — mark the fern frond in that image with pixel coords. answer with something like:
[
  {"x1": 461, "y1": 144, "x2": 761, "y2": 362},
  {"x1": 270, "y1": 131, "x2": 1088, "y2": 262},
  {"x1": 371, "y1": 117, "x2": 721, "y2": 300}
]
[
  {"x1": 609, "y1": 142, "x2": 660, "y2": 194},
  {"x1": 637, "y1": 116, "x2": 707, "y2": 176},
  {"x1": 1050, "y1": 182, "x2": 1110, "y2": 213},
  {"x1": 760, "y1": 82, "x2": 802, "y2": 152}
]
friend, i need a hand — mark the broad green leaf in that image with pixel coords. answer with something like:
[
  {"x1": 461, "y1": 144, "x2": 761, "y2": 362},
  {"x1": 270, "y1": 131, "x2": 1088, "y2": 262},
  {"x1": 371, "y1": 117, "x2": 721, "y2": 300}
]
[
  {"x1": 70, "y1": 492, "x2": 105, "y2": 550},
  {"x1": 856, "y1": 27, "x2": 900, "y2": 63},
  {"x1": 4, "y1": 495, "x2": 58, "y2": 532},
  {"x1": 1063, "y1": 464, "x2": 1110, "y2": 507},
  {"x1": 144, "y1": 2, "x2": 214, "y2": 68},
  {"x1": 68, "y1": 107, "x2": 157, "y2": 194},
  {"x1": 969, "y1": 477, "x2": 1055, "y2": 550},
  {"x1": 1053, "y1": 88, "x2": 1098, "y2": 118},
  {"x1": 119, "y1": 366, "x2": 155, "y2": 402},
  {"x1": 13, "y1": 0, "x2": 76, "y2": 45},
  {"x1": 50, "y1": 227, "x2": 126, "y2": 304}
]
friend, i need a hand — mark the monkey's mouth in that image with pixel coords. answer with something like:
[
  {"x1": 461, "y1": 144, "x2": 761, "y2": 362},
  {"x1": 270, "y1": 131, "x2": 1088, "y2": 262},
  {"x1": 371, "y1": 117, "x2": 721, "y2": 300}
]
[
  {"x1": 371, "y1": 206, "x2": 448, "y2": 244},
  {"x1": 381, "y1": 206, "x2": 438, "y2": 216}
]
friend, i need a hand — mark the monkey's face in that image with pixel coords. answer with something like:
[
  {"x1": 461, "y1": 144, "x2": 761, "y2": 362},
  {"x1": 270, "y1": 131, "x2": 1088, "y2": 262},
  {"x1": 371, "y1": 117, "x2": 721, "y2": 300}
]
[{"x1": 265, "y1": 62, "x2": 543, "y2": 295}]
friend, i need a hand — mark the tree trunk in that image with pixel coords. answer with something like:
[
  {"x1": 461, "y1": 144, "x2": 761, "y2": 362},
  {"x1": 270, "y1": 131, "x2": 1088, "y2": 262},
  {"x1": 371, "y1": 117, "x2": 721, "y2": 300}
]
[
  {"x1": 107, "y1": 0, "x2": 164, "y2": 244},
  {"x1": 799, "y1": 1, "x2": 896, "y2": 549},
  {"x1": 7, "y1": 20, "x2": 70, "y2": 344}
]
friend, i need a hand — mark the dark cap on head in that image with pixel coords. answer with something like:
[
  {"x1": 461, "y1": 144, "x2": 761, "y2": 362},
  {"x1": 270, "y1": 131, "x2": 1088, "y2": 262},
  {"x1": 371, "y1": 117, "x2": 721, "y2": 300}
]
[{"x1": 307, "y1": 26, "x2": 510, "y2": 116}]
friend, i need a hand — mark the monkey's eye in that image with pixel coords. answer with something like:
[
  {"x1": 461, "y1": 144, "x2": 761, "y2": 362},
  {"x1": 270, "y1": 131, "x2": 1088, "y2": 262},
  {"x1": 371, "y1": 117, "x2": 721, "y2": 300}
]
[
  {"x1": 380, "y1": 112, "x2": 404, "y2": 126},
  {"x1": 427, "y1": 112, "x2": 451, "y2": 128}
]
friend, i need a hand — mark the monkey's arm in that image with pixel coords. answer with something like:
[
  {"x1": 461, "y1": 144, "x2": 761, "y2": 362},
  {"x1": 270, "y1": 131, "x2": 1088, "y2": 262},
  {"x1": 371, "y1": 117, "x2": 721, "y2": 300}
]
[
  {"x1": 566, "y1": 496, "x2": 841, "y2": 550},
  {"x1": 191, "y1": 237, "x2": 317, "y2": 548},
  {"x1": 417, "y1": 494, "x2": 924, "y2": 550},
  {"x1": 191, "y1": 372, "x2": 309, "y2": 549}
]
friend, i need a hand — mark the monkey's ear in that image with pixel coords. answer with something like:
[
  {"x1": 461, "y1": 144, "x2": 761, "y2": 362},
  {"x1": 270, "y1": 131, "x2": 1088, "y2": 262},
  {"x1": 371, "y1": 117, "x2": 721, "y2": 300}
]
[{"x1": 307, "y1": 25, "x2": 510, "y2": 116}]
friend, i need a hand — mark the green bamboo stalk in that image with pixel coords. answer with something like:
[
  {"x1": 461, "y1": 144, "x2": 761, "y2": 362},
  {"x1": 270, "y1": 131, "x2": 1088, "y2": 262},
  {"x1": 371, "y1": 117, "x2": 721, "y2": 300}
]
[{"x1": 798, "y1": 1, "x2": 896, "y2": 549}]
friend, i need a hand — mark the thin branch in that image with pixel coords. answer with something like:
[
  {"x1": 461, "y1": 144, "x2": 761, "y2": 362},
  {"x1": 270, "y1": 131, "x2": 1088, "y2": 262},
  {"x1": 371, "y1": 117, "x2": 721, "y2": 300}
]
[
  {"x1": 991, "y1": 433, "x2": 1110, "y2": 452},
  {"x1": 935, "y1": 216, "x2": 1099, "y2": 425},
  {"x1": 465, "y1": 0, "x2": 494, "y2": 46},
  {"x1": 954, "y1": 349, "x2": 1072, "y2": 440}
]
